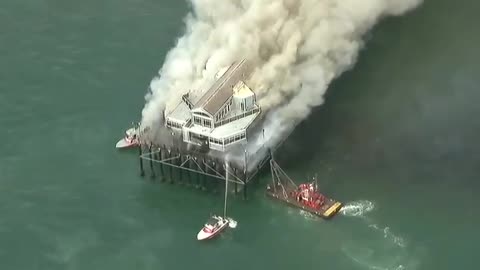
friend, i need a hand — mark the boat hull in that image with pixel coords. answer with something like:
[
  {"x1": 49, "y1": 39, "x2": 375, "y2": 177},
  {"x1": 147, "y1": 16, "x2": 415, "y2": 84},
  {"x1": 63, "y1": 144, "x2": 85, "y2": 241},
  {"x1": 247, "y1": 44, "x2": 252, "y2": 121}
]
[
  {"x1": 115, "y1": 138, "x2": 138, "y2": 149},
  {"x1": 197, "y1": 221, "x2": 229, "y2": 240},
  {"x1": 266, "y1": 184, "x2": 342, "y2": 219}
]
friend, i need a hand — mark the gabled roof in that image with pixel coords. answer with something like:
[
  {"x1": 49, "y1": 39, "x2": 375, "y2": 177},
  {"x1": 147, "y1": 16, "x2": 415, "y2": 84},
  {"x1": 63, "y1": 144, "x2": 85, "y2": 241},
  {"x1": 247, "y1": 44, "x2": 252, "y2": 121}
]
[
  {"x1": 191, "y1": 108, "x2": 212, "y2": 118},
  {"x1": 193, "y1": 59, "x2": 252, "y2": 115}
]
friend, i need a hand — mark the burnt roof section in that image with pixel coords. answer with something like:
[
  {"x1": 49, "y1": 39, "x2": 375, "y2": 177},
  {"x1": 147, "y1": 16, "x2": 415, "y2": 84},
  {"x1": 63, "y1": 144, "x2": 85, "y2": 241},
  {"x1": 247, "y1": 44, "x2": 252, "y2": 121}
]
[{"x1": 194, "y1": 59, "x2": 252, "y2": 116}]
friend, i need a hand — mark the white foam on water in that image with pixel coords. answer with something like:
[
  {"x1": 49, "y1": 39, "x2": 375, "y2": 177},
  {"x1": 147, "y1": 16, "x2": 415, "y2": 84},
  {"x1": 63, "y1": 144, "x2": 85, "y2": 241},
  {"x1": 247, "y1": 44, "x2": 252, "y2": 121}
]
[
  {"x1": 345, "y1": 254, "x2": 407, "y2": 270},
  {"x1": 338, "y1": 199, "x2": 421, "y2": 269},
  {"x1": 342, "y1": 245, "x2": 413, "y2": 270},
  {"x1": 299, "y1": 210, "x2": 317, "y2": 221},
  {"x1": 368, "y1": 224, "x2": 407, "y2": 248},
  {"x1": 227, "y1": 218, "x2": 237, "y2": 229},
  {"x1": 340, "y1": 200, "x2": 375, "y2": 217}
]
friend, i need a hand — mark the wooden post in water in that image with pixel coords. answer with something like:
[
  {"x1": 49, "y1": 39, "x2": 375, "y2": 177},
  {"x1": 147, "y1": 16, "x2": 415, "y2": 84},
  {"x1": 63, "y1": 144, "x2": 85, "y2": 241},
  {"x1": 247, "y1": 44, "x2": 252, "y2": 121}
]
[
  {"x1": 149, "y1": 144, "x2": 155, "y2": 179},
  {"x1": 243, "y1": 149, "x2": 248, "y2": 200},
  {"x1": 215, "y1": 161, "x2": 222, "y2": 194},
  {"x1": 211, "y1": 161, "x2": 216, "y2": 192},
  {"x1": 234, "y1": 167, "x2": 238, "y2": 195},
  {"x1": 187, "y1": 155, "x2": 192, "y2": 186},
  {"x1": 202, "y1": 158, "x2": 207, "y2": 191},
  {"x1": 168, "y1": 148, "x2": 173, "y2": 184},
  {"x1": 196, "y1": 155, "x2": 201, "y2": 189},
  {"x1": 179, "y1": 153, "x2": 184, "y2": 184},
  {"x1": 139, "y1": 144, "x2": 145, "y2": 177},
  {"x1": 158, "y1": 147, "x2": 164, "y2": 182},
  {"x1": 203, "y1": 157, "x2": 209, "y2": 190}
]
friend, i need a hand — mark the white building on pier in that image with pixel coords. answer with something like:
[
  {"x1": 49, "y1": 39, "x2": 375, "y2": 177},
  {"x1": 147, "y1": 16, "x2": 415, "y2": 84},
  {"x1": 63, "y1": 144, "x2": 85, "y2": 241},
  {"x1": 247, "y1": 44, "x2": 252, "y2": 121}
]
[{"x1": 165, "y1": 59, "x2": 261, "y2": 152}]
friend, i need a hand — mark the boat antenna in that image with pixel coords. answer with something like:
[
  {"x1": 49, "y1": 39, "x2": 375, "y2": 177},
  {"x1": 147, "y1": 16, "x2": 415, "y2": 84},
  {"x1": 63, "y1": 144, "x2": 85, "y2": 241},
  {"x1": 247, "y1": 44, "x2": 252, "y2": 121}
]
[{"x1": 224, "y1": 161, "x2": 229, "y2": 218}]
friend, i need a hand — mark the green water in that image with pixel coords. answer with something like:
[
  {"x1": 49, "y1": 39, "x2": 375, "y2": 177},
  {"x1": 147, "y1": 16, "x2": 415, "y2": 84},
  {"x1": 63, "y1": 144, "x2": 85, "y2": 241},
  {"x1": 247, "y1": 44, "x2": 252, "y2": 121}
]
[{"x1": 1, "y1": 1, "x2": 478, "y2": 269}]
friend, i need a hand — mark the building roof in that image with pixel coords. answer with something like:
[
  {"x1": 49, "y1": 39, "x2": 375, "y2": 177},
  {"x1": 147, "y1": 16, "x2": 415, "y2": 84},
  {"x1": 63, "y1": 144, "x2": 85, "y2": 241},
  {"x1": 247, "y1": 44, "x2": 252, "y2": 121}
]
[
  {"x1": 209, "y1": 112, "x2": 259, "y2": 138},
  {"x1": 167, "y1": 101, "x2": 191, "y2": 124},
  {"x1": 193, "y1": 59, "x2": 252, "y2": 116},
  {"x1": 233, "y1": 81, "x2": 254, "y2": 98}
]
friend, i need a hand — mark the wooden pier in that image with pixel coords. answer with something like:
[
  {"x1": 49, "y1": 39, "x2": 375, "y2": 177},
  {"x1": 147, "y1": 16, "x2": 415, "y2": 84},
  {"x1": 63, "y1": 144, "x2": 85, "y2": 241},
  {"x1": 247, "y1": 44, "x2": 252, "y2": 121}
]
[
  {"x1": 133, "y1": 115, "x2": 310, "y2": 199},
  {"x1": 137, "y1": 142, "x2": 271, "y2": 199}
]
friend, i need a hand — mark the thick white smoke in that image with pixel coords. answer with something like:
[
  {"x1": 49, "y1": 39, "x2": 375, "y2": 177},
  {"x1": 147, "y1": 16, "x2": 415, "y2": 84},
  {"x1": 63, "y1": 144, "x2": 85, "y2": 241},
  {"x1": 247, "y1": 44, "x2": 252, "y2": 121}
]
[{"x1": 141, "y1": 0, "x2": 422, "y2": 156}]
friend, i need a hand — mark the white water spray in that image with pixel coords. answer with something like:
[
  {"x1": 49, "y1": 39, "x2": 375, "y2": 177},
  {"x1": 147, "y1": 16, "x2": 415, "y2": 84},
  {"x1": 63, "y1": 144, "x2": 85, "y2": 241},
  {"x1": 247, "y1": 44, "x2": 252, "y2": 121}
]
[
  {"x1": 140, "y1": 0, "x2": 423, "y2": 155},
  {"x1": 339, "y1": 200, "x2": 418, "y2": 270},
  {"x1": 340, "y1": 200, "x2": 376, "y2": 217},
  {"x1": 228, "y1": 218, "x2": 238, "y2": 229}
]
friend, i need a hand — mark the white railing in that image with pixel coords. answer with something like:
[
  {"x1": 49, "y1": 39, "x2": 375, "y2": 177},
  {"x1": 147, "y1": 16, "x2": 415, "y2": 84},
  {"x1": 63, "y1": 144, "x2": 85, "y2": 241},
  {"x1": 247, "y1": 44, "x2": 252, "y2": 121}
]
[{"x1": 215, "y1": 107, "x2": 260, "y2": 127}]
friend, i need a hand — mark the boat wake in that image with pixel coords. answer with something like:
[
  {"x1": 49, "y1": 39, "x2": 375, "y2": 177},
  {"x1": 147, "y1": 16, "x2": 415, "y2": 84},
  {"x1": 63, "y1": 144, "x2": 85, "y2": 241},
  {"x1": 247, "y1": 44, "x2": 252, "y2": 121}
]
[
  {"x1": 339, "y1": 201, "x2": 422, "y2": 270},
  {"x1": 227, "y1": 218, "x2": 237, "y2": 229},
  {"x1": 341, "y1": 223, "x2": 418, "y2": 270},
  {"x1": 340, "y1": 200, "x2": 375, "y2": 217},
  {"x1": 368, "y1": 224, "x2": 406, "y2": 248},
  {"x1": 298, "y1": 210, "x2": 317, "y2": 221}
]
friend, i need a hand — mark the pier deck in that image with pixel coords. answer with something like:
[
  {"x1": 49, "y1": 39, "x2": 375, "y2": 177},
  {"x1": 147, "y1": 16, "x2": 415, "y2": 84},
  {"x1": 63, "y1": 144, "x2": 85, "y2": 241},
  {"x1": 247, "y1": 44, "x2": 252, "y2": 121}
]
[{"x1": 136, "y1": 142, "x2": 271, "y2": 199}]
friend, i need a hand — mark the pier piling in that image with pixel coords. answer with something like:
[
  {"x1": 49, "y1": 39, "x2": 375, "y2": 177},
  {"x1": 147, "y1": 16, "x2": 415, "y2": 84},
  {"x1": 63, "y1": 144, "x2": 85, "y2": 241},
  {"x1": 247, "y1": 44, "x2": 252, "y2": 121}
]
[
  {"x1": 234, "y1": 167, "x2": 238, "y2": 195},
  {"x1": 179, "y1": 154, "x2": 185, "y2": 184},
  {"x1": 243, "y1": 149, "x2": 248, "y2": 200},
  {"x1": 149, "y1": 145, "x2": 155, "y2": 179},
  {"x1": 138, "y1": 143, "x2": 271, "y2": 201},
  {"x1": 167, "y1": 149, "x2": 173, "y2": 184},
  {"x1": 243, "y1": 173, "x2": 248, "y2": 200},
  {"x1": 139, "y1": 144, "x2": 145, "y2": 177},
  {"x1": 195, "y1": 157, "x2": 201, "y2": 188},
  {"x1": 187, "y1": 155, "x2": 193, "y2": 185},
  {"x1": 158, "y1": 147, "x2": 164, "y2": 181},
  {"x1": 201, "y1": 158, "x2": 207, "y2": 191}
]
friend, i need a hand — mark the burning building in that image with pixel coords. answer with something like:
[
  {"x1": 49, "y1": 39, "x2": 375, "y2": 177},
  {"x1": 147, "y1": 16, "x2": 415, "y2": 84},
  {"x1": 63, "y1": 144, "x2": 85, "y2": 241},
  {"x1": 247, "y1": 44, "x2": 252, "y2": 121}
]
[
  {"x1": 164, "y1": 59, "x2": 262, "y2": 153},
  {"x1": 135, "y1": 59, "x2": 270, "y2": 198}
]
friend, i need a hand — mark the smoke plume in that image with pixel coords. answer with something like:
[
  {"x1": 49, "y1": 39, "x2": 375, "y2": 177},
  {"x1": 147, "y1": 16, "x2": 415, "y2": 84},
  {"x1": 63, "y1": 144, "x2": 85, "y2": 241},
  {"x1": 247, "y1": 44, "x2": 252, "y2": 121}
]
[{"x1": 140, "y1": 0, "x2": 422, "y2": 159}]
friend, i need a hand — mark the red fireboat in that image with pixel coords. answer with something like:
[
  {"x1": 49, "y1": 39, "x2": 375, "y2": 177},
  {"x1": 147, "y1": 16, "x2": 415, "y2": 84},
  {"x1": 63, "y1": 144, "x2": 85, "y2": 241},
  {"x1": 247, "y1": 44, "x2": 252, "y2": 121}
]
[
  {"x1": 292, "y1": 182, "x2": 327, "y2": 210},
  {"x1": 266, "y1": 158, "x2": 342, "y2": 219}
]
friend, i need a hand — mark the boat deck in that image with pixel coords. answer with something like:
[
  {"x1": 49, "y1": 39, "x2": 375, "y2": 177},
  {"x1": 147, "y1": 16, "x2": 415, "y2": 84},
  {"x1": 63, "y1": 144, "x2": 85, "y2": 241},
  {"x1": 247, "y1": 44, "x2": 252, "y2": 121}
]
[{"x1": 265, "y1": 183, "x2": 342, "y2": 219}]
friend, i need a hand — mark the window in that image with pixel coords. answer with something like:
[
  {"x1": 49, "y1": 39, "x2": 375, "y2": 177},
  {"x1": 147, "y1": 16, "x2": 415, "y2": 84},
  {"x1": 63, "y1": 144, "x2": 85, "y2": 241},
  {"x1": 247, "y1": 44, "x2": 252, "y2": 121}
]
[
  {"x1": 194, "y1": 116, "x2": 201, "y2": 125},
  {"x1": 204, "y1": 119, "x2": 211, "y2": 128}
]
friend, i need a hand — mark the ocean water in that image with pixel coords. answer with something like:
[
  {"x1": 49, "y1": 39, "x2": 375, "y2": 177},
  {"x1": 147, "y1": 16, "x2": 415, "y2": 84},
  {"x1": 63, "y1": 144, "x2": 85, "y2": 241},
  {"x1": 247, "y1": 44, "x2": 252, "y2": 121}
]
[{"x1": 1, "y1": 0, "x2": 478, "y2": 269}]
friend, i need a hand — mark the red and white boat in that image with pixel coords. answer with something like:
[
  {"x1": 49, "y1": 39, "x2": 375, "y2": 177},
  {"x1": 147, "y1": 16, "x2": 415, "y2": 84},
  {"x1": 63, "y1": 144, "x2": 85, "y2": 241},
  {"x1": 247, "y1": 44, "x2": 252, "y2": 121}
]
[
  {"x1": 197, "y1": 162, "x2": 236, "y2": 241},
  {"x1": 115, "y1": 126, "x2": 139, "y2": 149},
  {"x1": 197, "y1": 215, "x2": 229, "y2": 240}
]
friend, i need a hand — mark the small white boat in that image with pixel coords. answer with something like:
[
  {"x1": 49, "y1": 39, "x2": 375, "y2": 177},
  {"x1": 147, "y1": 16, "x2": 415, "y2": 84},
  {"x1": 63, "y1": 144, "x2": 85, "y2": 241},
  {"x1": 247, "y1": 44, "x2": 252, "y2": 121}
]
[
  {"x1": 197, "y1": 215, "x2": 230, "y2": 240},
  {"x1": 197, "y1": 162, "x2": 235, "y2": 241},
  {"x1": 115, "y1": 127, "x2": 139, "y2": 149}
]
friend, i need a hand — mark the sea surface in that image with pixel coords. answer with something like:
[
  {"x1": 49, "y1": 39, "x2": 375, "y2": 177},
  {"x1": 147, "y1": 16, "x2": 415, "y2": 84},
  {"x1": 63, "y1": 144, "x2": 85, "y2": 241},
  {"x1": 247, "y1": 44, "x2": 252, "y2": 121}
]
[{"x1": 1, "y1": 1, "x2": 478, "y2": 269}]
